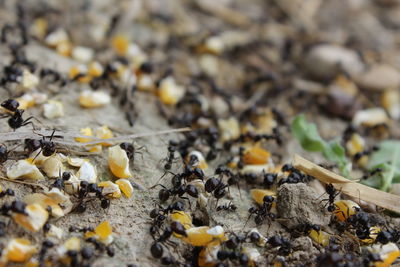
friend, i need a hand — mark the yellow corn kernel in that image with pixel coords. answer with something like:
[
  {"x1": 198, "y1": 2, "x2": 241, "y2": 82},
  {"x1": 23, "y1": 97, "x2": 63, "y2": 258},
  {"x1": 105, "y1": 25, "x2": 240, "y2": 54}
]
[
  {"x1": 12, "y1": 204, "x2": 49, "y2": 232},
  {"x1": 25, "y1": 259, "x2": 39, "y2": 267},
  {"x1": 32, "y1": 18, "x2": 48, "y2": 39},
  {"x1": 88, "y1": 145, "x2": 102, "y2": 153},
  {"x1": 243, "y1": 147, "x2": 270, "y2": 165},
  {"x1": 333, "y1": 200, "x2": 360, "y2": 222},
  {"x1": 115, "y1": 179, "x2": 133, "y2": 198},
  {"x1": 68, "y1": 65, "x2": 89, "y2": 82},
  {"x1": 250, "y1": 189, "x2": 276, "y2": 205},
  {"x1": 158, "y1": 77, "x2": 185, "y2": 105},
  {"x1": 346, "y1": 134, "x2": 365, "y2": 157},
  {"x1": 95, "y1": 125, "x2": 113, "y2": 146},
  {"x1": 85, "y1": 221, "x2": 113, "y2": 243},
  {"x1": 361, "y1": 226, "x2": 381, "y2": 244},
  {"x1": 88, "y1": 61, "x2": 104, "y2": 77},
  {"x1": 24, "y1": 193, "x2": 64, "y2": 218},
  {"x1": 108, "y1": 145, "x2": 132, "y2": 178},
  {"x1": 5, "y1": 238, "x2": 37, "y2": 263},
  {"x1": 170, "y1": 211, "x2": 192, "y2": 229},
  {"x1": 309, "y1": 230, "x2": 330, "y2": 246},
  {"x1": 75, "y1": 127, "x2": 93, "y2": 143},
  {"x1": 112, "y1": 35, "x2": 129, "y2": 56},
  {"x1": 376, "y1": 250, "x2": 400, "y2": 267},
  {"x1": 0, "y1": 185, "x2": 2, "y2": 193},
  {"x1": 98, "y1": 181, "x2": 122, "y2": 198},
  {"x1": 41, "y1": 154, "x2": 64, "y2": 178},
  {"x1": 182, "y1": 226, "x2": 226, "y2": 246}
]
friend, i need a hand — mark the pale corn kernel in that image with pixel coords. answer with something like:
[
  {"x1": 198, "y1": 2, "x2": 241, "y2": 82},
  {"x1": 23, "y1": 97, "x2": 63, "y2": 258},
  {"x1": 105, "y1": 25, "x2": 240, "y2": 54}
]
[
  {"x1": 240, "y1": 164, "x2": 273, "y2": 175},
  {"x1": 333, "y1": 200, "x2": 360, "y2": 222},
  {"x1": 79, "y1": 90, "x2": 111, "y2": 108},
  {"x1": 4, "y1": 238, "x2": 37, "y2": 263},
  {"x1": 95, "y1": 125, "x2": 113, "y2": 146},
  {"x1": 76, "y1": 161, "x2": 97, "y2": 183},
  {"x1": 108, "y1": 145, "x2": 132, "y2": 178},
  {"x1": 218, "y1": 117, "x2": 240, "y2": 142},
  {"x1": 41, "y1": 154, "x2": 64, "y2": 178},
  {"x1": 204, "y1": 36, "x2": 225, "y2": 55},
  {"x1": 243, "y1": 147, "x2": 271, "y2": 165},
  {"x1": 187, "y1": 151, "x2": 208, "y2": 170},
  {"x1": 12, "y1": 203, "x2": 49, "y2": 232},
  {"x1": 250, "y1": 189, "x2": 276, "y2": 205},
  {"x1": 45, "y1": 224, "x2": 64, "y2": 239},
  {"x1": 115, "y1": 179, "x2": 133, "y2": 198},
  {"x1": 98, "y1": 181, "x2": 121, "y2": 198},
  {"x1": 7, "y1": 160, "x2": 45, "y2": 180},
  {"x1": 353, "y1": 108, "x2": 388, "y2": 127},
  {"x1": 72, "y1": 46, "x2": 94, "y2": 63},
  {"x1": 112, "y1": 35, "x2": 129, "y2": 56},
  {"x1": 67, "y1": 157, "x2": 87, "y2": 167},
  {"x1": 75, "y1": 127, "x2": 93, "y2": 143},
  {"x1": 43, "y1": 100, "x2": 64, "y2": 119},
  {"x1": 158, "y1": 77, "x2": 185, "y2": 105},
  {"x1": 21, "y1": 70, "x2": 39, "y2": 90},
  {"x1": 64, "y1": 237, "x2": 81, "y2": 251},
  {"x1": 137, "y1": 74, "x2": 154, "y2": 91},
  {"x1": 56, "y1": 41, "x2": 73, "y2": 57},
  {"x1": 32, "y1": 18, "x2": 48, "y2": 39},
  {"x1": 28, "y1": 149, "x2": 48, "y2": 166},
  {"x1": 88, "y1": 61, "x2": 104, "y2": 77},
  {"x1": 88, "y1": 145, "x2": 102, "y2": 153},
  {"x1": 24, "y1": 193, "x2": 64, "y2": 218},
  {"x1": 45, "y1": 29, "x2": 69, "y2": 47},
  {"x1": 45, "y1": 187, "x2": 70, "y2": 205},
  {"x1": 382, "y1": 90, "x2": 400, "y2": 120}
]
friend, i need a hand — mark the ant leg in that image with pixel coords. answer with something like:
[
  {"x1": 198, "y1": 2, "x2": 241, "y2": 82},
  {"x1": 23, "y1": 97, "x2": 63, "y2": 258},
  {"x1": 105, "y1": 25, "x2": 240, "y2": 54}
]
[{"x1": 32, "y1": 148, "x2": 43, "y2": 163}]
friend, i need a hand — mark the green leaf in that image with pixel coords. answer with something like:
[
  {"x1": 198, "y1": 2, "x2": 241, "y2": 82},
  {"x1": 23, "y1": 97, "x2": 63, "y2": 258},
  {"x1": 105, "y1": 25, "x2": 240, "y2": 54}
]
[
  {"x1": 367, "y1": 141, "x2": 400, "y2": 191},
  {"x1": 291, "y1": 114, "x2": 325, "y2": 152},
  {"x1": 291, "y1": 114, "x2": 350, "y2": 177}
]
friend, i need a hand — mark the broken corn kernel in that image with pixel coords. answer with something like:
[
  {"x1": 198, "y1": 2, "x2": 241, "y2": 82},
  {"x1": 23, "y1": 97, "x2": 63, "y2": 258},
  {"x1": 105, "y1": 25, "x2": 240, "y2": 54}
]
[
  {"x1": 243, "y1": 147, "x2": 270, "y2": 165},
  {"x1": 170, "y1": 211, "x2": 193, "y2": 229},
  {"x1": 43, "y1": 100, "x2": 64, "y2": 119},
  {"x1": 250, "y1": 189, "x2": 276, "y2": 205},
  {"x1": 95, "y1": 125, "x2": 113, "y2": 146},
  {"x1": 45, "y1": 224, "x2": 64, "y2": 239},
  {"x1": 13, "y1": 203, "x2": 49, "y2": 232},
  {"x1": 88, "y1": 61, "x2": 104, "y2": 77},
  {"x1": 333, "y1": 200, "x2": 360, "y2": 222},
  {"x1": 41, "y1": 154, "x2": 64, "y2": 178},
  {"x1": 382, "y1": 90, "x2": 400, "y2": 120},
  {"x1": 360, "y1": 226, "x2": 381, "y2": 244},
  {"x1": 108, "y1": 145, "x2": 132, "y2": 178},
  {"x1": 69, "y1": 65, "x2": 89, "y2": 82},
  {"x1": 4, "y1": 238, "x2": 37, "y2": 263},
  {"x1": 376, "y1": 248, "x2": 400, "y2": 267},
  {"x1": 98, "y1": 181, "x2": 121, "y2": 198},
  {"x1": 112, "y1": 35, "x2": 129, "y2": 56},
  {"x1": 346, "y1": 133, "x2": 365, "y2": 157},
  {"x1": 218, "y1": 117, "x2": 240, "y2": 142},
  {"x1": 24, "y1": 193, "x2": 64, "y2": 218},
  {"x1": 7, "y1": 160, "x2": 44, "y2": 180},
  {"x1": 72, "y1": 46, "x2": 94, "y2": 63},
  {"x1": 21, "y1": 70, "x2": 39, "y2": 90},
  {"x1": 158, "y1": 77, "x2": 185, "y2": 105},
  {"x1": 76, "y1": 161, "x2": 97, "y2": 183},
  {"x1": 64, "y1": 237, "x2": 81, "y2": 251},
  {"x1": 309, "y1": 230, "x2": 330, "y2": 246},
  {"x1": 67, "y1": 157, "x2": 87, "y2": 167},
  {"x1": 79, "y1": 90, "x2": 111, "y2": 108},
  {"x1": 182, "y1": 226, "x2": 226, "y2": 246},
  {"x1": 187, "y1": 151, "x2": 208, "y2": 169},
  {"x1": 115, "y1": 179, "x2": 133, "y2": 198},
  {"x1": 198, "y1": 240, "x2": 220, "y2": 267},
  {"x1": 75, "y1": 127, "x2": 94, "y2": 143},
  {"x1": 85, "y1": 221, "x2": 113, "y2": 244}
]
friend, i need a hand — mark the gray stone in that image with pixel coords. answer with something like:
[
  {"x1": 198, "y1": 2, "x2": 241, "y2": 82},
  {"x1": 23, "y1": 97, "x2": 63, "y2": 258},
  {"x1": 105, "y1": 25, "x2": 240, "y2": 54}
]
[
  {"x1": 277, "y1": 183, "x2": 330, "y2": 228},
  {"x1": 305, "y1": 44, "x2": 364, "y2": 79},
  {"x1": 356, "y1": 64, "x2": 400, "y2": 91}
]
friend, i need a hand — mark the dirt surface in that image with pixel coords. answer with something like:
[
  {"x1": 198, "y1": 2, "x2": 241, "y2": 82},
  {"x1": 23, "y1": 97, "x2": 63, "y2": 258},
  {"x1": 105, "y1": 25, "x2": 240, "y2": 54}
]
[{"x1": 1, "y1": 0, "x2": 400, "y2": 267}]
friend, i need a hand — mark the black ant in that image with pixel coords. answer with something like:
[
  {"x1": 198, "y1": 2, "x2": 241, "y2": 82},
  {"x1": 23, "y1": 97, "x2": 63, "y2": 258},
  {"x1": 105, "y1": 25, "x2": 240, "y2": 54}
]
[
  {"x1": 353, "y1": 146, "x2": 379, "y2": 161},
  {"x1": 267, "y1": 235, "x2": 292, "y2": 256},
  {"x1": 164, "y1": 141, "x2": 178, "y2": 171},
  {"x1": 157, "y1": 183, "x2": 199, "y2": 202},
  {"x1": 0, "y1": 99, "x2": 36, "y2": 130},
  {"x1": 263, "y1": 173, "x2": 277, "y2": 188},
  {"x1": 361, "y1": 168, "x2": 383, "y2": 180},
  {"x1": 0, "y1": 188, "x2": 15, "y2": 198},
  {"x1": 217, "y1": 202, "x2": 237, "y2": 212},
  {"x1": 0, "y1": 144, "x2": 9, "y2": 164},
  {"x1": 24, "y1": 138, "x2": 41, "y2": 154},
  {"x1": 204, "y1": 177, "x2": 228, "y2": 207},
  {"x1": 291, "y1": 223, "x2": 321, "y2": 238},
  {"x1": 52, "y1": 171, "x2": 71, "y2": 190},
  {"x1": 247, "y1": 195, "x2": 276, "y2": 225},
  {"x1": 323, "y1": 183, "x2": 340, "y2": 212}
]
